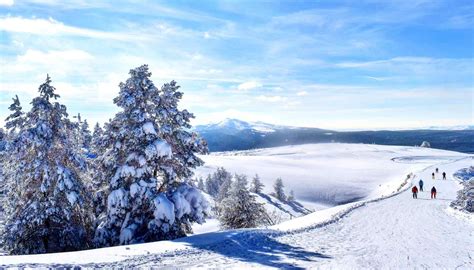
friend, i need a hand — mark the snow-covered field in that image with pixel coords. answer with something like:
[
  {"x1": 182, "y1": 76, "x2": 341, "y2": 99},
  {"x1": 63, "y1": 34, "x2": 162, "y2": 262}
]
[
  {"x1": 195, "y1": 143, "x2": 467, "y2": 208},
  {"x1": 1, "y1": 143, "x2": 472, "y2": 269}
]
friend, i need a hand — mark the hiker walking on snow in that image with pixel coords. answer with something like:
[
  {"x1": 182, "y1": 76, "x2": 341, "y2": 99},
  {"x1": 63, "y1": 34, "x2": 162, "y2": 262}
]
[
  {"x1": 436, "y1": 168, "x2": 439, "y2": 173},
  {"x1": 442, "y1": 172, "x2": 446, "y2": 180},
  {"x1": 432, "y1": 172, "x2": 435, "y2": 180},
  {"x1": 412, "y1": 186, "x2": 418, "y2": 199},
  {"x1": 431, "y1": 186, "x2": 437, "y2": 199},
  {"x1": 419, "y1": 179, "x2": 424, "y2": 192}
]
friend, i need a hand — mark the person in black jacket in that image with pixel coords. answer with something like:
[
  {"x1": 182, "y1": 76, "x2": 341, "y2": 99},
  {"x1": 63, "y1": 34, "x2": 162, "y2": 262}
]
[
  {"x1": 431, "y1": 186, "x2": 437, "y2": 199},
  {"x1": 442, "y1": 172, "x2": 447, "y2": 180}
]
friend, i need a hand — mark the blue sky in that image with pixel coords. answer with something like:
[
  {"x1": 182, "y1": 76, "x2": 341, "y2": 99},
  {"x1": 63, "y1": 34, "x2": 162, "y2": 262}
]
[{"x1": 0, "y1": 0, "x2": 472, "y2": 130}]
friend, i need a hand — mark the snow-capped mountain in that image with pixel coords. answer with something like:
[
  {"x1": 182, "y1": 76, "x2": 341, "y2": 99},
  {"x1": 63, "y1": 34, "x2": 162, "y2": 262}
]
[
  {"x1": 193, "y1": 118, "x2": 474, "y2": 153},
  {"x1": 195, "y1": 118, "x2": 289, "y2": 135}
]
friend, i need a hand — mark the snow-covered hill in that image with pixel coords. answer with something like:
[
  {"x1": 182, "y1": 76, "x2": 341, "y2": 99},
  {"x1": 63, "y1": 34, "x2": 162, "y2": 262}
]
[{"x1": 1, "y1": 144, "x2": 472, "y2": 268}]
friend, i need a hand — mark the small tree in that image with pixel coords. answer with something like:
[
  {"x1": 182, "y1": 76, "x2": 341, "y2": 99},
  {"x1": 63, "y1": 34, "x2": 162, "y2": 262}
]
[
  {"x1": 218, "y1": 174, "x2": 267, "y2": 229},
  {"x1": 197, "y1": 177, "x2": 205, "y2": 191},
  {"x1": 91, "y1": 122, "x2": 104, "y2": 154},
  {"x1": 81, "y1": 119, "x2": 92, "y2": 149},
  {"x1": 204, "y1": 167, "x2": 232, "y2": 197},
  {"x1": 288, "y1": 190, "x2": 295, "y2": 201},
  {"x1": 217, "y1": 175, "x2": 233, "y2": 202},
  {"x1": 250, "y1": 174, "x2": 264, "y2": 193},
  {"x1": 273, "y1": 177, "x2": 286, "y2": 201}
]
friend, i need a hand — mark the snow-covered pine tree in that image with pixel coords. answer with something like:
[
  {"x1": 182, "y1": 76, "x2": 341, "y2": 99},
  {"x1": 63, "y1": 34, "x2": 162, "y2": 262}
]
[
  {"x1": 250, "y1": 174, "x2": 264, "y2": 193},
  {"x1": 95, "y1": 65, "x2": 209, "y2": 247},
  {"x1": 216, "y1": 175, "x2": 232, "y2": 202},
  {"x1": 273, "y1": 177, "x2": 286, "y2": 201},
  {"x1": 90, "y1": 122, "x2": 105, "y2": 155},
  {"x1": 288, "y1": 190, "x2": 295, "y2": 201},
  {"x1": 197, "y1": 177, "x2": 205, "y2": 191},
  {"x1": 81, "y1": 119, "x2": 92, "y2": 150},
  {"x1": 205, "y1": 167, "x2": 232, "y2": 197},
  {"x1": 204, "y1": 174, "x2": 215, "y2": 195},
  {"x1": 4, "y1": 95, "x2": 24, "y2": 137},
  {"x1": 2, "y1": 76, "x2": 93, "y2": 254},
  {"x1": 218, "y1": 174, "x2": 267, "y2": 229}
]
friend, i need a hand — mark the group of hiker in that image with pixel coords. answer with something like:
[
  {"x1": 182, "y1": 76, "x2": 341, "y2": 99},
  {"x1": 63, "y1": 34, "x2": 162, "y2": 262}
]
[
  {"x1": 431, "y1": 168, "x2": 447, "y2": 180},
  {"x1": 412, "y1": 180, "x2": 436, "y2": 199},
  {"x1": 412, "y1": 168, "x2": 445, "y2": 199}
]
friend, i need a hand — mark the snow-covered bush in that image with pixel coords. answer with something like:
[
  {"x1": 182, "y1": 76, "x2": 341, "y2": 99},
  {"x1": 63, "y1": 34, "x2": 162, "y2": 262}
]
[
  {"x1": 218, "y1": 174, "x2": 268, "y2": 229},
  {"x1": 2, "y1": 76, "x2": 93, "y2": 254},
  {"x1": 94, "y1": 65, "x2": 209, "y2": 247},
  {"x1": 451, "y1": 167, "x2": 474, "y2": 213},
  {"x1": 420, "y1": 141, "x2": 431, "y2": 148}
]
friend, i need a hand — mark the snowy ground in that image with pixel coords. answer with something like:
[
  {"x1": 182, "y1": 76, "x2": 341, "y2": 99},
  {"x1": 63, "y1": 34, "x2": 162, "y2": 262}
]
[
  {"x1": 195, "y1": 143, "x2": 467, "y2": 208},
  {"x1": 1, "y1": 144, "x2": 473, "y2": 269}
]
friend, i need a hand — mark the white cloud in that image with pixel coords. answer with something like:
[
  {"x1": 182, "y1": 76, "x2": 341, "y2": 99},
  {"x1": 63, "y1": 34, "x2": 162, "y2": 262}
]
[
  {"x1": 256, "y1": 95, "x2": 287, "y2": 103},
  {"x1": 18, "y1": 49, "x2": 93, "y2": 63},
  {"x1": 3, "y1": 49, "x2": 94, "y2": 76},
  {"x1": 296, "y1": 91, "x2": 308, "y2": 96},
  {"x1": 237, "y1": 81, "x2": 262, "y2": 91},
  {"x1": 0, "y1": 0, "x2": 14, "y2": 6},
  {"x1": 0, "y1": 16, "x2": 134, "y2": 40}
]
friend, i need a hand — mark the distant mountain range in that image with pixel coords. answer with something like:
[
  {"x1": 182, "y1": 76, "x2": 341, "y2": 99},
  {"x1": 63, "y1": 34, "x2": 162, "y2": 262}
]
[{"x1": 194, "y1": 119, "x2": 474, "y2": 153}]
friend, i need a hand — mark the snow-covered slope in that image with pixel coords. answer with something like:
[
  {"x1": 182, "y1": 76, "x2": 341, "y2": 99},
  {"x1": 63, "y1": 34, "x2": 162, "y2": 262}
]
[
  {"x1": 1, "y1": 144, "x2": 472, "y2": 268},
  {"x1": 195, "y1": 143, "x2": 468, "y2": 208}
]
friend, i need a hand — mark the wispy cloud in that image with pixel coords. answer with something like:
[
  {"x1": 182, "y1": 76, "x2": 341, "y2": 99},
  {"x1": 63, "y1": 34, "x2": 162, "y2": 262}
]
[
  {"x1": 0, "y1": 16, "x2": 137, "y2": 40},
  {"x1": 237, "y1": 81, "x2": 262, "y2": 91},
  {"x1": 0, "y1": 0, "x2": 13, "y2": 6},
  {"x1": 256, "y1": 95, "x2": 287, "y2": 103}
]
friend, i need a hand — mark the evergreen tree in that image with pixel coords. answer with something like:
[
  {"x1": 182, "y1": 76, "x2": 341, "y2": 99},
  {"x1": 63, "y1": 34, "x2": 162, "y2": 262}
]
[
  {"x1": 218, "y1": 174, "x2": 267, "y2": 229},
  {"x1": 81, "y1": 119, "x2": 92, "y2": 149},
  {"x1": 2, "y1": 76, "x2": 92, "y2": 254},
  {"x1": 197, "y1": 177, "x2": 205, "y2": 191},
  {"x1": 95, "y1": 65, "x2": 209, "y2": 247},
  {"x1": 216, "y1": 175, "x2": 232, "y2": 202},
  {"x1": 4, "y1": 95, "x2": 24, "y2": 136},
  {"x1": 288, "y1": 190, "x2": 295, "y2": 201},
  {"x1": 273, "y1": 177, "x2": 286, "y2": 201},
  {"x1": 204, "y1": 174, "x2": 214, "y2": 195},
  {"x1": 91, "y1": 122, "x2": 104, "y2": 154},
  {"x1": 250, "y1": 174, "x2": 264, "y2": 193},
  {"x1": 205, "y1": 167, "x2": 232, "y2": 197}
]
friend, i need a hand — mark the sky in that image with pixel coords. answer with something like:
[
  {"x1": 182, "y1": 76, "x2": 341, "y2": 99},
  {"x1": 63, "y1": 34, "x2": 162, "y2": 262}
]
[{"x1": 0, "y1": 0, "x2": 472, "y2": 130}]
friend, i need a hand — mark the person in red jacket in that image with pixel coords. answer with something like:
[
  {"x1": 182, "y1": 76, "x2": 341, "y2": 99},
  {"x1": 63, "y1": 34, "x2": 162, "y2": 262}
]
[
  {"x1": 431, "y1": 186, "x2": 437, "y2": 199},
  {"x1": 412, "y1": 186, "x2": 418, "y2": 199}
]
